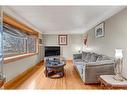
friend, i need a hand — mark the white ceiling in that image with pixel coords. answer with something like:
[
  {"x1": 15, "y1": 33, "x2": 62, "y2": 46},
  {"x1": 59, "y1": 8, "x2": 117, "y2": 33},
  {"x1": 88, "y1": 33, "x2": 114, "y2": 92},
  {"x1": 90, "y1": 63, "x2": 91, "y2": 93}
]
[{"x1": 4, "y1": 6, "x2": 125, "y2": 34}]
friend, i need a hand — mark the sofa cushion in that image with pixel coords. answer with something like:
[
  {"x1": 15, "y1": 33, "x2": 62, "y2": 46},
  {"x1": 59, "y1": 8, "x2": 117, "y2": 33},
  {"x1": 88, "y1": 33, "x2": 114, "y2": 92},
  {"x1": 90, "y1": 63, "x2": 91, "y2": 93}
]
[
  {"x1": 76, "y1": 65, "x2": 83, "y2": 78},
  {"x1": 96, "y1": 55, "x2": 103, "y2": 61},
  {"x1": 102, "y1": 56, "x2": 111, "y2": 60},
  {"x1": 74, "y1": 59, "x2": 83, "y2": 63},
  {"x1": 82, "y1": 51, "x2": 87, "y2": 60},
  {"x1": 89, "y1": 53, "x2": 99, "y2": 62},
  {"x1": 84, "y1": 52, "x2": 91, "y2": 62},
  {"x1": 74, "y1": 61, "x2": 84, "y2": 66}
]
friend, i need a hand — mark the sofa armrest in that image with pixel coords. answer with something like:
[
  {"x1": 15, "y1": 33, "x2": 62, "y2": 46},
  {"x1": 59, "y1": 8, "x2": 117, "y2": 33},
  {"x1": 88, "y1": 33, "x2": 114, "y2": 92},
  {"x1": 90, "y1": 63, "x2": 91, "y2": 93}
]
[
  {"x1": 84, "y1": 61, "x2": 115, "y2": 83},
  {"x1": 73, "y1": 53, "x2": 82, "y2": 60}
]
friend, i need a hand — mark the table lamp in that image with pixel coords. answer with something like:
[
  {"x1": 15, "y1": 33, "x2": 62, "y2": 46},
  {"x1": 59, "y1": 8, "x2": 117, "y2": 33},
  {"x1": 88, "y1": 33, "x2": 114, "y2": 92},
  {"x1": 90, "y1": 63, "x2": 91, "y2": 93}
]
[{"x1": 113, "y1": 49, "x2": 124, "y2": 81}]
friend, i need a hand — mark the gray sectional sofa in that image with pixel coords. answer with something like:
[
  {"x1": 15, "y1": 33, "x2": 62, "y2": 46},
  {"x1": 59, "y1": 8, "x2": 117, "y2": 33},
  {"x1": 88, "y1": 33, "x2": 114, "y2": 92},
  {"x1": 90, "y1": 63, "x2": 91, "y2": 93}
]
[{"x1": 73, "y1": 52, "x2": 115, "y2": 84}]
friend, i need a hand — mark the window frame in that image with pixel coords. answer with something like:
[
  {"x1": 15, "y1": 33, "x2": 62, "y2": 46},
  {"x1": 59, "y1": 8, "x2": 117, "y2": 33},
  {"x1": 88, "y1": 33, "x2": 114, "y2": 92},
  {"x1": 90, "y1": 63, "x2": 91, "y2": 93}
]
[
  {"x1": 3, "y1": 14, "x2": 39, "y2": 64},
  {"x1": 3, "y1": 34, "x2": 39, "y2": 64},
  {"x1": 3, "y1": 30, "x2": 27, "y2": 57}
]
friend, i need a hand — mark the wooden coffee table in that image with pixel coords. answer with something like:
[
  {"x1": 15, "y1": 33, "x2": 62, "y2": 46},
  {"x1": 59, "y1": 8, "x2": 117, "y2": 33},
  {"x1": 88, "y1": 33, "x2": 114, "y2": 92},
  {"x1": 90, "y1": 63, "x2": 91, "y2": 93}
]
[
  {"x1": 45, "y1": 60, "x2": 66, "y2": 78},
  {"x1": 98, "y1": 75, "x2": 127, "y2": 89}
]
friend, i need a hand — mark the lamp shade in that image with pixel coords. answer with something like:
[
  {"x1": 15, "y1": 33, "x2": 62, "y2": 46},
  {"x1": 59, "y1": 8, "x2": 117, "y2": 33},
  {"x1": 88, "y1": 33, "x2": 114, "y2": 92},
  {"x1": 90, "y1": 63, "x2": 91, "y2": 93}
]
[{"x1": 115, "y1": 49, "x2": 123, "y2": 59}]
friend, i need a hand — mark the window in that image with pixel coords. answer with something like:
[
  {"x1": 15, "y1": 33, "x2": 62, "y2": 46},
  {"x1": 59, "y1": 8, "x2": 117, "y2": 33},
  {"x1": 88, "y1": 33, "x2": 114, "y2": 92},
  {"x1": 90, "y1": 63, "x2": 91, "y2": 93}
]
[
  {"x1": 0, "y1": 17, "x2": 2, "y2": 56},
  {"x1": 3, "y1": 24, "x2": 37, "y2": 57},
  {"x1": 27, "y1": 36, "x2": 36, "y2": 53},
  {"x1": 0, "y1": 15, "x2": 2, "y2": 59}
]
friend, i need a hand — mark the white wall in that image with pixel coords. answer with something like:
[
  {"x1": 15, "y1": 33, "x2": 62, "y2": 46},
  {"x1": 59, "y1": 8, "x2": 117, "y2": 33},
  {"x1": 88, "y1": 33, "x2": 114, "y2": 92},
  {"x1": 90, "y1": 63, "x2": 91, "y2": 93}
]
[
  {"x1": 84, "y1": 8, "x2": 127, "y2": 78},
  {"x1": 4, "y1": 55, "x2": 39, "y2": 81},
  {"x1": 44, "y1": 34, "x2": 83, "y2": 60}
]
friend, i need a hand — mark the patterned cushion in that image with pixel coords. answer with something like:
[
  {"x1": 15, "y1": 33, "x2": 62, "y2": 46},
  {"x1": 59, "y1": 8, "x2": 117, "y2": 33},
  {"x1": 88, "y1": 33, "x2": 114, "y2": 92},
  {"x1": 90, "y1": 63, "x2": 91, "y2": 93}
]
[
  {"x1": 97, "y1": 55, "x2": 111, "y2": 62},
  {"x1": 96, "y1": 55, "x2": 103, "y2": 61},
  {"x1": 90, "y1": 53, "x2": 99, "y2": 62},
  {"x1": 101, "y1": 55, "x2": 111, "y2": 60},
  {"x1": 84, "y1": 52, "x2": 91, "y2": 62},
  {"x1": 74, "y1": 59, "x2": 83, "y2": 62},
  {"x1": 74, "y1": 61, "x2": 84, "y2": 65},
  {"x1": 82, "y1": 51, "x2": 87, "y2": 60}
]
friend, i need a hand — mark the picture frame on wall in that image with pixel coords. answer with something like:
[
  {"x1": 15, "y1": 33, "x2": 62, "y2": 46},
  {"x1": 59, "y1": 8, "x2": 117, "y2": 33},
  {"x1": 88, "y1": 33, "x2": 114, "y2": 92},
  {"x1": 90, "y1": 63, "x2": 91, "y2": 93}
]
[
  {"x1": 58, "y1": 35, "x2": 67, "y2": 45},
  {"x1": 95, "y1": 22, "x2": 104, "y2": 38}
]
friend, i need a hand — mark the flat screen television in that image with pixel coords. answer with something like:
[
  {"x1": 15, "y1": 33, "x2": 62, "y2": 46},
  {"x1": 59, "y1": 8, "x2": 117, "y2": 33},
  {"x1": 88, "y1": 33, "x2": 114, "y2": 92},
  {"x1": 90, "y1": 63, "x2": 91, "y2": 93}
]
[{"x1": 45, "y1": 46, "x2": 60, "y2": 57}]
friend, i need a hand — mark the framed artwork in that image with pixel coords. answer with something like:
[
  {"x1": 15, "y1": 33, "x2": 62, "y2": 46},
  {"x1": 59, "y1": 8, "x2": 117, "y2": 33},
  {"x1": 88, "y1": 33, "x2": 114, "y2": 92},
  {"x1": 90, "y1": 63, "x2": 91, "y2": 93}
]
[
  {"x1": 95, "y1": 22, "x2": 104, "y2": 38},
  {"x1": 58, "y1": 35, "x2": 67, "y2": 45}
]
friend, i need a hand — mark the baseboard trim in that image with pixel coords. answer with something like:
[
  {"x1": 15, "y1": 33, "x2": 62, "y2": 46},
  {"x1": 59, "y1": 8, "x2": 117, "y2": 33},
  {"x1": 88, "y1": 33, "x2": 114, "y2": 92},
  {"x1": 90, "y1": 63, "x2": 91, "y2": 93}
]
[{"x1": 4, "y1": 60, "x2": 44, "y2": 89}]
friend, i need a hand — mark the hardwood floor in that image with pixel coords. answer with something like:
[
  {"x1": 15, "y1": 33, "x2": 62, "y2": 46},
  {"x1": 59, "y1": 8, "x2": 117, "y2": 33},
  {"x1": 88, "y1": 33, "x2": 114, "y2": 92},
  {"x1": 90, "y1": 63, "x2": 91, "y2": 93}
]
[{"x1": 6, "y1": 61, "x2": 103, "y2": 89}]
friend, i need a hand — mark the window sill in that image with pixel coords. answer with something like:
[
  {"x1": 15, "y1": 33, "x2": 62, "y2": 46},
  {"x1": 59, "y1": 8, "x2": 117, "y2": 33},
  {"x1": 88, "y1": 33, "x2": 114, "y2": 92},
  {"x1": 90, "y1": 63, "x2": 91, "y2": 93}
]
[{"x1": 4, "y1": 53, "x2": 38, "y2": 64}]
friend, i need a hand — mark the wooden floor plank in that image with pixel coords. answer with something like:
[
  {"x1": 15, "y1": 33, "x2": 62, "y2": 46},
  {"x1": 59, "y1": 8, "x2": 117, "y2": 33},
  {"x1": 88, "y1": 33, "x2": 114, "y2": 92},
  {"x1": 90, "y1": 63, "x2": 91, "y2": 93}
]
[{"x1": 6, "y1": 61, "x2": 103, "y2": 89}]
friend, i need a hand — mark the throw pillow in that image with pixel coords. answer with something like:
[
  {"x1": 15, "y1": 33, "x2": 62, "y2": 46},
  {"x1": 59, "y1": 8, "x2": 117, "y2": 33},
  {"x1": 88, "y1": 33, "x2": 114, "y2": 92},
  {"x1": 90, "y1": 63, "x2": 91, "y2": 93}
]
[
  {"x1": 82, "y1": 51, "x2": 87, "y2": 60},
  {"x1": 90, "y1": 53, "x2": 99, "y2": 62},
  {"x1": 84, "y1": 52, "x2": 91, "y2": 62},
  {"x1": 96, "y1": 55, "x2": 103, "y2": 61}
]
